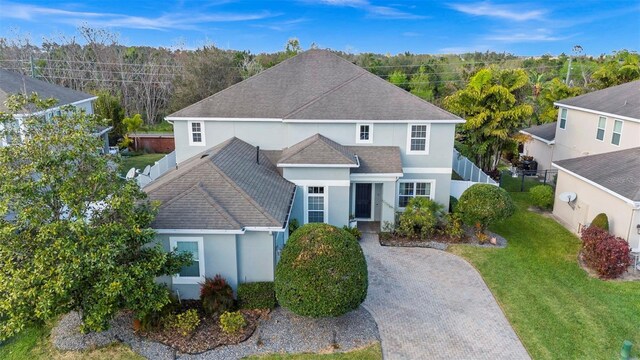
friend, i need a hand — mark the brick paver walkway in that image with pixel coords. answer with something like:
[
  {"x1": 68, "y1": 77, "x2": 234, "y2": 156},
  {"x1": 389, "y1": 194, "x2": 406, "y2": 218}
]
[{"x1": 360, "y1": 231, "x2": 530, "y2": 360}]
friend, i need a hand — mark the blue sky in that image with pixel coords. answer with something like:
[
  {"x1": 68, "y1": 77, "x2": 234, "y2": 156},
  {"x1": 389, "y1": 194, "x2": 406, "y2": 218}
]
[{"x1": 0, "y1": 0, "x2": 638, "y2": 55}]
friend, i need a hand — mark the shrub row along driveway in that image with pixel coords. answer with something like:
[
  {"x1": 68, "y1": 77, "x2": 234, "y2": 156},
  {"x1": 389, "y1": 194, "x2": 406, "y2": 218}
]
[{"x1": 360, "y1": 231, "x2": 529, "y2": 359}]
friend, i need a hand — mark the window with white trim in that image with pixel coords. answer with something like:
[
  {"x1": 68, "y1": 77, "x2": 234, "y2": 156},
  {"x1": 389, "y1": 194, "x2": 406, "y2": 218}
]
[
  {"x1": 611, "y1": 119, "x2": 623, "y2": 145},
  {"x1": 407, "y1": 124, "x2": 429, "y2": 154},
  {"x1": 189, "y1": 121, "x2": 205, "y2": 146},
  {"x1": 306, "y1": 186, "x2": 326, "y2": 223},
  {"x1": 559, "y1": 108, "x2": 567, "y2": 129},
  {"x1": 596, "y1": 116, "x2": 606, "y2": 141},
  {"x1": 356, "y1": 123, "x2": 372, "y2": 143},
  {"x1": 398, "y1": 181, "x2": 433, "y2": 208},
  {"x1": 170, "y1": 237, "x2": 204, "y2": 283}
]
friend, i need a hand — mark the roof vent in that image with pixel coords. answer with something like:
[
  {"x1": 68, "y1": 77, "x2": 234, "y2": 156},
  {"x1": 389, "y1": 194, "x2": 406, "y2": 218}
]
[
  {"x1": 256, "y1": 146, "x2": 260, "y2": 164},
  {"x1": 200, "y1": 153, "x2": 209, "y2": 159}
]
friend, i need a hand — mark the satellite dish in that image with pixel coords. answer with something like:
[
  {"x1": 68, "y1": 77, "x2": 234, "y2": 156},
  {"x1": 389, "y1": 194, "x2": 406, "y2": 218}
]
[
  {"x1": 559, "y1": 192, "x2": 577, "y2": 203},
  {"x1": 125, "y1": 167, "x2": 136, "y2": 180},
  {"x1": 143, "y1": 165, "x2": 151, "y2": 176}
]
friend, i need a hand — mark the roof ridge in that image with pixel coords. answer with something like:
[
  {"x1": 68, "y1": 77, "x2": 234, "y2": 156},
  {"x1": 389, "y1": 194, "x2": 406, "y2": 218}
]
[
  {"x1": 283, "y1": 72, "x2": 366, "y2": 119},
  {"x1": 206, "y1": 161, "x2": 282, "y2": 227},
  {"x1": 166, "y1": 51, "x2": 321, "y2": 118},
  {"x1": 195, "y1": 183, "x2": 241, "y2": 228}
]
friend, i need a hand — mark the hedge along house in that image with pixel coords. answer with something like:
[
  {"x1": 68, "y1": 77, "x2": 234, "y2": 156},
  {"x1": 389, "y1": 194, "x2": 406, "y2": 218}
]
[
  {"x1": 147, "y1": 138, "x2": 296, "y2": 299},
  {"x1": 148, "y1": 50, "x2": 463, "y2": 296}
]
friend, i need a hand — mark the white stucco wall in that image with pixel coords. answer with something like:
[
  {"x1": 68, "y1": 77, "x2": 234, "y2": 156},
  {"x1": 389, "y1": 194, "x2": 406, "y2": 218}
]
[
  {"x1": 523, "y1": 138, "x2": 554, "y2": 171},
  {"x1": 553, "y1": 170, "x2": 639, "y2": 249}
]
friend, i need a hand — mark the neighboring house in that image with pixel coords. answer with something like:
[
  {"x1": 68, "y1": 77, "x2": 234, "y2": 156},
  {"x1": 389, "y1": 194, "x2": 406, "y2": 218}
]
[
  {"x1": 553, "y1": 148, "x2": 639, "y2": 249},
  {"x1": 148, "y1": 49, "x2": 463, "y2": 297},
  {"x1": 0, "y1": 68, "x2": 109, "y2": 151},
  {"x1": 520, "y1": 80, "x2": 640, "y2": 170},
  {"x1": 520, "y1": 80, "x2": 640, "y2": 248},
  {"x1": 519, "y1": 122, "x2": 556, "y2": 171}
]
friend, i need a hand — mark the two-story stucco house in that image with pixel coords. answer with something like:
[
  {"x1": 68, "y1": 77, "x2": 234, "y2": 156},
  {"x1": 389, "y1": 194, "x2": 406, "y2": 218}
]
[
  {"x1": 146, "y1": 49, "x2": 464, "y2": 298},
  {"x1": 520, "y1": 80, "x2": 639, "y2": 249},
  {"x1": 0, "y1": 68, "x2": 109, "y2": 151}
]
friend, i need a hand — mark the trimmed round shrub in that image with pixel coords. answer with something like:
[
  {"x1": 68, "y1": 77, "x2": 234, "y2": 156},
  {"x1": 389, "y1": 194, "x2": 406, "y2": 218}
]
[
  {"x1": 529, "y1": 184, "x2": 554, "y2": 209},
  {"x1": 275, "y1": 223, "x2": 368, "y2": 317},
  {"x1": 456, "y1": 184, "x2": 516, "y2": 231},
  {"x1": 581, "y1": 226, "x2": 631, "y2": 278},
  {"x1": 237, "y1": 282, "x2": 276, "y2": 310},
  {"x1": 590, "y1": 213, "x2": 609, "y2": 232},
  {"x1": 219, "y1": 311, "x2": 246, "y2": 334}
]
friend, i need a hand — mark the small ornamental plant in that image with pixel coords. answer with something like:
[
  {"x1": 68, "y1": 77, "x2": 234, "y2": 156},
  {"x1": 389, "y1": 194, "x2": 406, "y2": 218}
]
[
  {"x1": 219, "y1": 311, "x2": 246, "y2": 334},
  {"x1": 200, "y1": 275, "x2": 234, "y2": 317},
  {"x1": 166, "y1": 309, "x2": 200, "y2": 336},
  {"x1": 581, "y1": 226, "x2": 631, "y2": 278},
  {"x1": 529, "y1": 185, "x2": 554, "y2": 210},
  {"x1": 590, "y1": 213, "x2": 609, "y2": 232}
]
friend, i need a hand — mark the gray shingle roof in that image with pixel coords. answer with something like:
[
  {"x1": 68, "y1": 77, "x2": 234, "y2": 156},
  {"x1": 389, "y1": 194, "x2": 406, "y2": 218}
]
[
  {"x1": 168, "y1": 49, "x2": 461, "y2": 121},
  {"x1": 555, "y1": 80, "x2": 640, "y2": 120},
  {"x1": 520, "y1": 122, "x2": 557, "y2": 142},
  {"x1": 0, "y1": 69, "x2": 94, "y2": 112},
  {"x1": 279, "y1": 134, "x2": 358, "y2": 166},
  {"x1": 346, "y1": 146, "x2": 402, "y2": 174},
  {"x1": 554, "y1": 147, "x2": 640, "y2": 202},
  {"x1": 145, "y1": 138, "x2": 296, "y2": 230}
]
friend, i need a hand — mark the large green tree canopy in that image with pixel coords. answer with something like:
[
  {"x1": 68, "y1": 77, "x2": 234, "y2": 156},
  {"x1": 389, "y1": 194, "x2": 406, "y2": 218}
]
[
  {"x1": 0, "y1": 94, "x2": 190, "y2": 340},
  {"x1": 444, "y1": 67, "x2": 533, "y2": 172}
]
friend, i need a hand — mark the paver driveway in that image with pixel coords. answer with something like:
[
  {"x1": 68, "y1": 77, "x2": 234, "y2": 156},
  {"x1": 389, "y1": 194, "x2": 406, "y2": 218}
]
[{"x1": 360, "y1": 231, "x2": 530, "y2": 360}]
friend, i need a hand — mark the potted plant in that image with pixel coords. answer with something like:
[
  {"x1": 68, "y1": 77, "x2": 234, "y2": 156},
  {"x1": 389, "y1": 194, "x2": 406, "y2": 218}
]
[{"x1": 348, "y1": 214, "x2": 358, "y2": 229}]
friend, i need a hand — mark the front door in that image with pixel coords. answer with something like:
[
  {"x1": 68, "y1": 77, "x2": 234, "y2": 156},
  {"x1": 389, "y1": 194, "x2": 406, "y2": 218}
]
[{"x1": 355, "y1": 183, "x2": 372, "y2": 219}]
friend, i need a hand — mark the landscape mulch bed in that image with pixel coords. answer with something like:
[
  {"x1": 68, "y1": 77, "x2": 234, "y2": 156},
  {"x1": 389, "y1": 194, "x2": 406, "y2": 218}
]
[
  {"x1": 379, "y1": 227, "x2": 507, "y2": 249},
  {"x1": 139, "y1": 300, "x2": 268, "y2": 354}
]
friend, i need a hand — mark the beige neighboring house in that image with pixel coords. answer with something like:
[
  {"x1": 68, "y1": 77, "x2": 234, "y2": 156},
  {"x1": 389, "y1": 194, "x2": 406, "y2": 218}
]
[{"x1": 524, "y1": 80, "x2": 640, "y2": 248}]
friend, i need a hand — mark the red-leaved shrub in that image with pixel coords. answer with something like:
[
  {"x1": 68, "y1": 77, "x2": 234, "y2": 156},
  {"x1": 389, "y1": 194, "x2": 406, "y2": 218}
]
[{"x1": 581, "y1": 226, "x2": 632, "y2": 279}]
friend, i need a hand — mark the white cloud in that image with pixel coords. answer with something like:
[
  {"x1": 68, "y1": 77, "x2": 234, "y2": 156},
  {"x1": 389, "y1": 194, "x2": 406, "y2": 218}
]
[
  {"x1": 484, "y1": 28, "x2": 571, "y2": 43},
  {"x1": 311, "y1": 0, "x2": 426, "y2": 19},
  {"x1": 449, "y1": 1, "x2": 545, "y2": 21},
  {"x1": 0, "y1": 2, "x2": 278, "y2": 31}
]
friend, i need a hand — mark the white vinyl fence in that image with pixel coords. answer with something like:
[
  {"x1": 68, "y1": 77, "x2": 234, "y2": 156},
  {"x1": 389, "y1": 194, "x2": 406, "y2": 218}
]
[
  {"x1": 451, "y1": 149, "x2": 498, "y2": 199},
  {"x1": 136, "y1": 151, "x2": 176, "y2": 188}
]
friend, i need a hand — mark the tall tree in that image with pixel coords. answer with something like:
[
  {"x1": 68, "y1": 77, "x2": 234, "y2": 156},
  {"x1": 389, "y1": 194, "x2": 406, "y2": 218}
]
[
  {"x1": 93, "y1": 90, "x2": 125, "y2": 143},
  {"x1": 537, "y1": 78, "x2": 583, "y2": 123},
  {"x1": 444, "y1": 67, "x2": 533, "y2": 171},
  {"x1": 389, "y1": 70, "x2": 408, "y2": 90},
  {"x1": 0, "y1": 94, "x2": 190, "y2": 339},
  {"x1": 409, "y1": 66, "x2": 435, "y2": 101}
]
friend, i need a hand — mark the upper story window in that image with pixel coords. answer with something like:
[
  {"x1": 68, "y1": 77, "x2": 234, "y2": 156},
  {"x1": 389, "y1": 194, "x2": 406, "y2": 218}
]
[
  {"x1": 596, "y1": 116, "x2": 607, "y2": 141},
  {"x1": 398, "y1": 181, "x2": 434, "y2": 208},
  {"x1": 306, "y1": 186, "x2": 327, "y2": 223},
  {"x1": 356, "y1": 123, "x2": 373, "y2": 143},
  {"x1": 188, "y1": 121, "x2": 205, "y2": 146},
  {"x1": 407, "y1": 124, "x2": 429, "y2": 154},
  {"x1": 559, "y1": 108, "x2": 567, "y2": 129},
  {"x1": 170, "y1": 237, "x2": 205, "y2": 284},
  {"x1": 611, "y1": 119, "x2": 623, "y2": 146}
]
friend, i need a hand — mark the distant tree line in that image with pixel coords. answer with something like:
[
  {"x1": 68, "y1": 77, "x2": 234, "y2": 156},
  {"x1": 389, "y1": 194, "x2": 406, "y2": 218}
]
[{"x1": 1, "y1": 27, "x2": 638, "y2": 152}]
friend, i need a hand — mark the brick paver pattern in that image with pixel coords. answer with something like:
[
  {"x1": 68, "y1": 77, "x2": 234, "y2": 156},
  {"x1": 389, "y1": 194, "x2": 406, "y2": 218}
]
[{"x1": 360, "y1": 231, "x2": 530, "y2": 360}]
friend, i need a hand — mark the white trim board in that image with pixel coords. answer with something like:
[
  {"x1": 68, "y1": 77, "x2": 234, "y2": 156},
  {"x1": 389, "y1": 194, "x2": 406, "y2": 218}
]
[
  {"x1": 552, "y1": 163, "x2": 640, "y2": 208},
  {"x1": 278, "y1": 163, "x2": 359, "y2": 168},
  {"x1": 552, "y1": 103, "x2": 640, "y2": 124},
  {"x1": 14, "y1": 96, "x2": 98, "y2": 117},
  {"x1": 402, "y1": 167, "x2": 452, "y2": 174},
  {"x1": 166, "y1": 117, "x2": 465, "y2": 124},
  {"x1": 289, "y1": 180, "x2": 350, "y2": 187}
]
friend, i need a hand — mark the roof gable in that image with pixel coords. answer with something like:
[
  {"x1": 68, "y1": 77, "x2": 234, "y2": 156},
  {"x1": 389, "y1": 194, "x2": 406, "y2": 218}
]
[
  {"x1": 168, "y1": 49, "x2": 461, "y2": 121},
  {"x1": 279, "y1": 134, "x2": 358, "y2": 166}
]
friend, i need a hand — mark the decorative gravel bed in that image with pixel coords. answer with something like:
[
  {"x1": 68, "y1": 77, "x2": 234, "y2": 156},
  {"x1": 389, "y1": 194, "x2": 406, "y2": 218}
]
[
  {"x1": 379, "y1": 228, "x2": 507, "y2": 250},
  {"x1": 52, "y1": 306, "x2": 379, "y2": 359}
]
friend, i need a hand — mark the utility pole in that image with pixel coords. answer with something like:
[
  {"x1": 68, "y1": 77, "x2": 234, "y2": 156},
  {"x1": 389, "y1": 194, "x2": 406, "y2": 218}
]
[{"x1": 565, "y1": 45, "x2": 583, "y2": 86}]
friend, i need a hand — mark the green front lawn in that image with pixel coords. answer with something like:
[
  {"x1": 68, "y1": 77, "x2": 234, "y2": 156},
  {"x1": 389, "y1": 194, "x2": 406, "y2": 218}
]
[
  {"x1": 120, "y1": 153, "x2": 165, "y2": 175},
  {"x1": 245, "y1": 343, "x2": 382, "y2": 359},
  {"x1": 450, "y1": 193, "x2": 640, "y2": 359}
]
